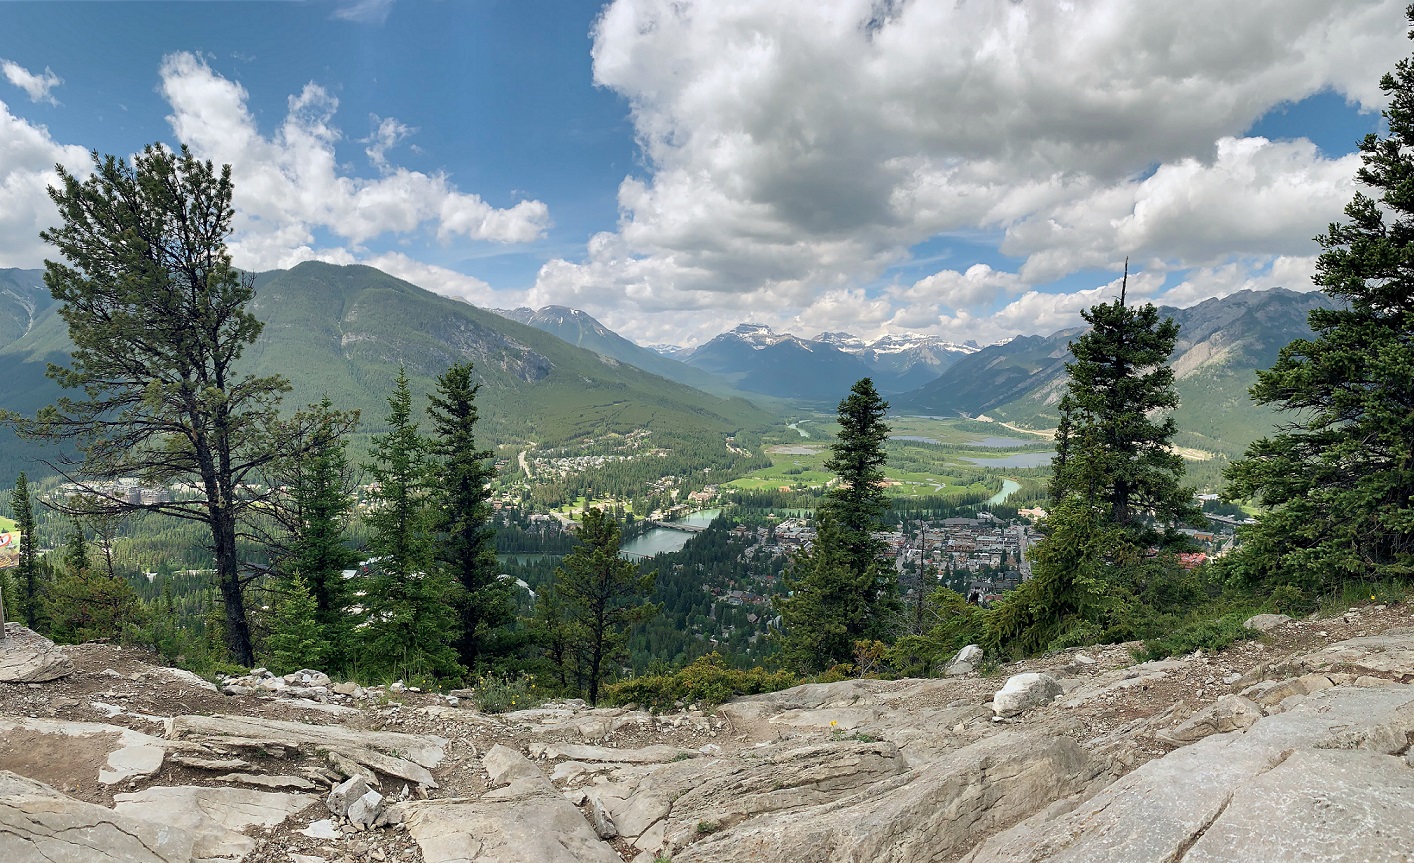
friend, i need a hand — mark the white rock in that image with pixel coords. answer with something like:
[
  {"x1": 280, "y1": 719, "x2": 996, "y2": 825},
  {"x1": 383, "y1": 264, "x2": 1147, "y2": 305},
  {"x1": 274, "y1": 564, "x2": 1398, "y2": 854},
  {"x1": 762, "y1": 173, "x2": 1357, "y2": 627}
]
[
  {"x1": 992, "y1": 673, "x2": 1063, "y2": 718},
  {"x1": 300, "y1": 818, "x2": 341, "y2": 840},
  {"x1": 1243, "y1": 614, "x2": 1292, "y2": 633},
  {"x1": 946, "y1": 644, "x2": 983, "y2": 676}
]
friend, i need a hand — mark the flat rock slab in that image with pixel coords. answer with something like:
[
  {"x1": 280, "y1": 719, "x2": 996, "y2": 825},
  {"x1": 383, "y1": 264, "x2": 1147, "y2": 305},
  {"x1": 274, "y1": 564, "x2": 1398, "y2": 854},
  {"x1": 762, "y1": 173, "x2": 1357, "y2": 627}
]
[
  {"x1": 1288, "y1": 631, "x2": 1414, "y2": 682},
  {"x1": 536, "y1": 742, "x2": 700, "y2": 763},
  {"x1": 169, "y1": 714, "x2": 447, "y2": 768},
  {"x1": 674, "y1": 731, "x2": 1097, "y2": 863},
  {"x1": 0, "y1": 716, "x2": 167, "y2": 785},
  {"x1": 0, "y1": 770, "x2": 195, "y2": 863},
  {"x1": 962, "y1": 683, "x2": 1414, "y2": 863},
  {"x1": 1183, "y1": 749, "x2": 1414, "y2": 863},
  {"x1": 113, "y1": 785, "x2": 313, "y2": 862},
  {"x1": 403, "y1": 745, "x2": 620, "y2": 863},
  {"x1": 0, "y1": 624, "x2": 74, "y2": 683}
]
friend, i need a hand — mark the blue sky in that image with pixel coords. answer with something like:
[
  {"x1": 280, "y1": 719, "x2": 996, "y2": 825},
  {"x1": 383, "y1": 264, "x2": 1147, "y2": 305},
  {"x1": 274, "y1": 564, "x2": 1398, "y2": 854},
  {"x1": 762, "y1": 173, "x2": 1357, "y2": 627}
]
[{"x1": 0, "y1": 1, "x2": 1408, "y2": 345}]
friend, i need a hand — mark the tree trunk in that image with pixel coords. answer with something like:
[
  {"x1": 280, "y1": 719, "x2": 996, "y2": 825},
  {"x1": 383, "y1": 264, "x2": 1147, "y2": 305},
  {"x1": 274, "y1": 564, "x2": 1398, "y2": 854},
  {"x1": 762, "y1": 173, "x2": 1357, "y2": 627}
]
[{"x1": 212, "y1": 506, "x2": 254, "y2": 666}]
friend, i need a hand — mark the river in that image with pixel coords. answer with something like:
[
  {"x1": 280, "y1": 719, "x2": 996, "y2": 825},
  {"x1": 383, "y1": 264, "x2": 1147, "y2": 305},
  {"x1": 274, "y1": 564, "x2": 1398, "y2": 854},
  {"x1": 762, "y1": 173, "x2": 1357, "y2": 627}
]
[
  {"x1": 620, "y1": 508, "x2": 721, "y2": 558},
  {"x1": 988, "y1": 478, "x2": 1022, "y2": 505}
]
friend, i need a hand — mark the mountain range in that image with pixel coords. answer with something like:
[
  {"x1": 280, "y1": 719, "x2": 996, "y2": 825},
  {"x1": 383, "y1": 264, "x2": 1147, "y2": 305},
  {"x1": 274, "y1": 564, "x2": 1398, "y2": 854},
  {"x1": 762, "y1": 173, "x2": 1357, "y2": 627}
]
[
  {"x1": 892, "y1": 287, "x2": 1334, "y2": 456},
  {"x1": 639, "y1": 323, "x2": 977, "y2": 400},
  {"x1": 2, "y1": 261, "x2": 1335, "y2": 489},
  {"x1": 0, "y1": 262, "x2": 775, "y2": 487}
]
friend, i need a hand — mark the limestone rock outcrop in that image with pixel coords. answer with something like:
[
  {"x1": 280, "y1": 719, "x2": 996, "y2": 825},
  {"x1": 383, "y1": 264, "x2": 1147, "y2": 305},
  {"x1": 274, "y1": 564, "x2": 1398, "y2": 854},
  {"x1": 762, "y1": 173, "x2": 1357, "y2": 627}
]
[{"x1": 0, "y1": 624, "x2": 73, "y2": 683}]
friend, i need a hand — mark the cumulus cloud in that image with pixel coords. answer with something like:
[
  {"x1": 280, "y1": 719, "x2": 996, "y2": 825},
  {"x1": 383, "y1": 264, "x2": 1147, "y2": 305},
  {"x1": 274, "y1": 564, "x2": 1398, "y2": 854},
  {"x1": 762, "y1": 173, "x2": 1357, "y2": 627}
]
[
  {"x1": 2, "y1": 60, "x2": 62, "y2": 105},
  {"x1": 531, "y1": 0, "x2": 1405, "y2": 344},
  {"x1": 158, "y1": 52, "x2": 550, "y2": 271},
  {"x1": 0, "y1": 98, "x2": 89, "y2": 266}
]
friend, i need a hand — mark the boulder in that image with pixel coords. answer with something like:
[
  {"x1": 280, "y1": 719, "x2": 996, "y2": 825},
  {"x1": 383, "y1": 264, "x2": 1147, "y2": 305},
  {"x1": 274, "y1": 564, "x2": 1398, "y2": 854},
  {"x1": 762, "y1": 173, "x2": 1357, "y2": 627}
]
[
  {"x1": 0, "y1": 624, "x2": 74, "y2": 683},
  {"x1": 112, "y1": 785, "x2": 312, "y2": 861},
  {"x1": 533, "y1": 742, "x2": 700, "y2": 764},
  {"x1": 1243, "y1": 613, "x2": 1291, "y2": 633},
  {"x1": 327, "y1": 775, "x2": 386, "y2": 829},
  {"x1": 992, "y1": 673, "x2": 1063, "y2": 718},
  {"x1": 946, "y1": 644, "x2": 984, "y2": 676}
]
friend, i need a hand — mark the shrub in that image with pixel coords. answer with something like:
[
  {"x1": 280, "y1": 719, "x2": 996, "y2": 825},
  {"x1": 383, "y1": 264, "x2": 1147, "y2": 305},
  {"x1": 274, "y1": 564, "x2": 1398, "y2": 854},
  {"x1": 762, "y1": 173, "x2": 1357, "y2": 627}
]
[
  {"x1": 468, "y1": 673, "x2": 544, "y2": 714},
  {"x1": 604, "y1": 653, "x2": 797, "y2": 712},
  {"x1": 1137, "y1": 612, "x2": 1258, "y2": 661},
  {"x1": 1270, "y1": 584, "x2": 1315, "y2": 616}
]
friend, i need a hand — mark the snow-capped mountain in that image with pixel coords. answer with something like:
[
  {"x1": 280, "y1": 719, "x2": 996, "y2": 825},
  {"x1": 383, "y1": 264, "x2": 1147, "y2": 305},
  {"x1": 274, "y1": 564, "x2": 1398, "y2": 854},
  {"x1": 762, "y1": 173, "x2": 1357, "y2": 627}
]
[{"x1": 808, "y1": 331, "x2": 980, "y2": 392}]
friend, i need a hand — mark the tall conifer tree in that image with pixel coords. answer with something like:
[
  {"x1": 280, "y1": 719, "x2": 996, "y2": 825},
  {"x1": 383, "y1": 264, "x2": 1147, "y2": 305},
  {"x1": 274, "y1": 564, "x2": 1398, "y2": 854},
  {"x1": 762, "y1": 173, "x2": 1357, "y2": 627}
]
[
  {"x1": 427, "y1": 362, "x2": 512, "y2": 672},
  {"x1": 552, "y1": 508, "x2": 655, "y2": 705},
  {"x1": 9, "y1": 473, "x2": 41, "y2": 630},
  {"x1": 361, "y1": 370, "x2": 463, "y2": 682},
  {"x1": 778, "y1": 378, "x2": 897, "y2": 671},
  {"x1": 1225, "y1": 14, "x2": 1414, "y2": 590}
]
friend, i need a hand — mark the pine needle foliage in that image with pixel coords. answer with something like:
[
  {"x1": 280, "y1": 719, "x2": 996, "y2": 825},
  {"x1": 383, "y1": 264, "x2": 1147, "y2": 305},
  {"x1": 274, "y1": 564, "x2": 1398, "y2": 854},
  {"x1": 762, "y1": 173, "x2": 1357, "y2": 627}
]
[{"x1": 1224, "y1": 15, "x2": 1414, "y2": 591}]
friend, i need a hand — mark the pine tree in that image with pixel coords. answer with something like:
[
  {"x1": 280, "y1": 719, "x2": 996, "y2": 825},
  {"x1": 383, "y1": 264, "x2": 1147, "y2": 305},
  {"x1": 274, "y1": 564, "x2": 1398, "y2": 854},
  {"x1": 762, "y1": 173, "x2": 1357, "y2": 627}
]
[
  {"x1": 47, "y1": 521, "x2": 146, "y2": 644},
  {"x1": 9, "y1": 473, "x2": 41, "y2": 630},
  {"x1": 553, "y1": 508, "x2": 656, "y2": 705},
  {"x1": 823, "y1": 379, "x2": 892, "y2": 576},
  {"x1": 361, "y1": 370, "x2": 464, "y2": 683},
  {"x1": 991, "y1": 272, "x2": 1198, "y2": 656},
  {"x1": 777, "y1": 378, "x2": 897, "y2": 670},
  {"x1": 1224, "y1": 16, "x2": 1414, "y2": 591},
  {"x1": 1048, "y1": 270, "x2": 1198, "y2": 535},
  {"x1": 265, "y1": 574, "x2": 331, "y2": 673},
  {"x1": 2, "y1": 145, "x2": 332, "y2": 666},
  {"x1": 427, "y1": 362, "x2": 512, "y2": 672},
  {"x1": 272, "y1": 399, "x2": 360, "y2": 667}
]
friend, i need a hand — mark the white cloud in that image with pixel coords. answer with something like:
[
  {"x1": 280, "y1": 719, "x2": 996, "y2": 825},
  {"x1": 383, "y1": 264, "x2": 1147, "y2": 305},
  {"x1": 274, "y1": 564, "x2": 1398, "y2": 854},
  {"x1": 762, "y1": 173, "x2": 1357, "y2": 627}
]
[
  {"x1": 158, "y1": 52, "x2": 550, "y2": 271},
  {"x1": 1, "y1": 60, "x2": 62, "y2": 105},
  {"x1": 333, "y1": 0, "x2": 395, "y2": 25},
  {"x1": 0, "y1": 98, "x2": 89, "y2": 266},
  {"x1": 532, "y1": 0, "x2": 1406, "y2": 343}
]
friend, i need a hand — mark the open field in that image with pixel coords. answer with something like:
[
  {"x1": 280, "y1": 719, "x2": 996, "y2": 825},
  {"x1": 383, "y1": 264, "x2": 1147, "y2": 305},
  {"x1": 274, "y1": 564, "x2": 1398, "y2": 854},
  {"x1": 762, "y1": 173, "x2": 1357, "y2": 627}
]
[{"x1": 0, "y1": 516, "x2": 17, "y2": 533}]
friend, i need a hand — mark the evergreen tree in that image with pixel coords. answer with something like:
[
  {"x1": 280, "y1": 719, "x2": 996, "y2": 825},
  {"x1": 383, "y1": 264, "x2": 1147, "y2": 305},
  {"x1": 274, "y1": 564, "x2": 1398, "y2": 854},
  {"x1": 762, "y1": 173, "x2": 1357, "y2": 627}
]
[
  {"x1": 9, "y1": 473, "x2": 41, "y2": 630},
  {"x1": 361, "y1": 370, "x2": 464, "y2": 682},
  {"x1": 823, "y1": 379, "x2": 892, "y2": 576},
  {"x1": 553, "y1": 508, "x2": 656, "y2": 705},
  {"x1": 2, "y1": 145, "x2": 332, "y2": 666},
  {"x1": 47, "y1": 521, "x2": 146, "y2": 645},
  {"x1": 1048, "y1": 271, "x2": 1198, "y2": 535},
  {"x1": 778, "y1": 378, "x2": 897, "y2": 670},
  {"x1": 991, "y1": 272, "x2": 1198, "y2": 656},
  {"x1": 271, "y1": 399, "x2": 360, "y2": 667},
  {"x1": 1225, "y1": 18, "x2": 1414, "y2": 590},
  {"x1": 265, "y1": 574, "x2": 331, "y2": 673},
  {"x1": 427, "y1": 362, "x2": 512, "y2": 672}
]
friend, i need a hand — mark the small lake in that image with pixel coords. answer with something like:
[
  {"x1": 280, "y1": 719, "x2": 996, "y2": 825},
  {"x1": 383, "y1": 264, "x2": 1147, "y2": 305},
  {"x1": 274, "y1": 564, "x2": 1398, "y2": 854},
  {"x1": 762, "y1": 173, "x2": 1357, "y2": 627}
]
[
  {"x1": 787, "y1": 422, "x2": 810, "y2": 438},
  {"x1": 892, "y1": 434, "x2": 941, "y2": 444},
  {"x1": 967, "y1": 435, "x2": 1038, "y2": 448},
  {"x1": 620, "y1": 508, "x2": 721, "y2": 559},
  {"x1": 964, "y1": 452, "x2": 1054, "y2": 468}
]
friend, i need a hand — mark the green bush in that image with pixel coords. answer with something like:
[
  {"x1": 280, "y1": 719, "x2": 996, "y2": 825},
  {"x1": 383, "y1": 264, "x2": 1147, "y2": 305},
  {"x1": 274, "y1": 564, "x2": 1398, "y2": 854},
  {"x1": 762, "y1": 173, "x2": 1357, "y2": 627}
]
[
  {"x1": 604, "y1": 653, "x2": 797, "y2": 712},
  {"x1": 1137, "y1": 611, "x2": 1258, "y2": 661},
  {"x1": 1270, "y1": 584, "x2": 1315, "y2": 616},
  {"x1": 468, "y1": 673, "x2": 544, "y2": 714}
]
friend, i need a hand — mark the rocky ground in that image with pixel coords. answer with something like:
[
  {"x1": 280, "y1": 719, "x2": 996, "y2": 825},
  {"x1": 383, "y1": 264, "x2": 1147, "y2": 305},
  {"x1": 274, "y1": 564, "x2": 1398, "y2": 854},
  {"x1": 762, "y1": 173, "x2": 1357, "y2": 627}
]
[{"x1": 2, "y1": 602, "x2": 1412, "y2": 863}]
